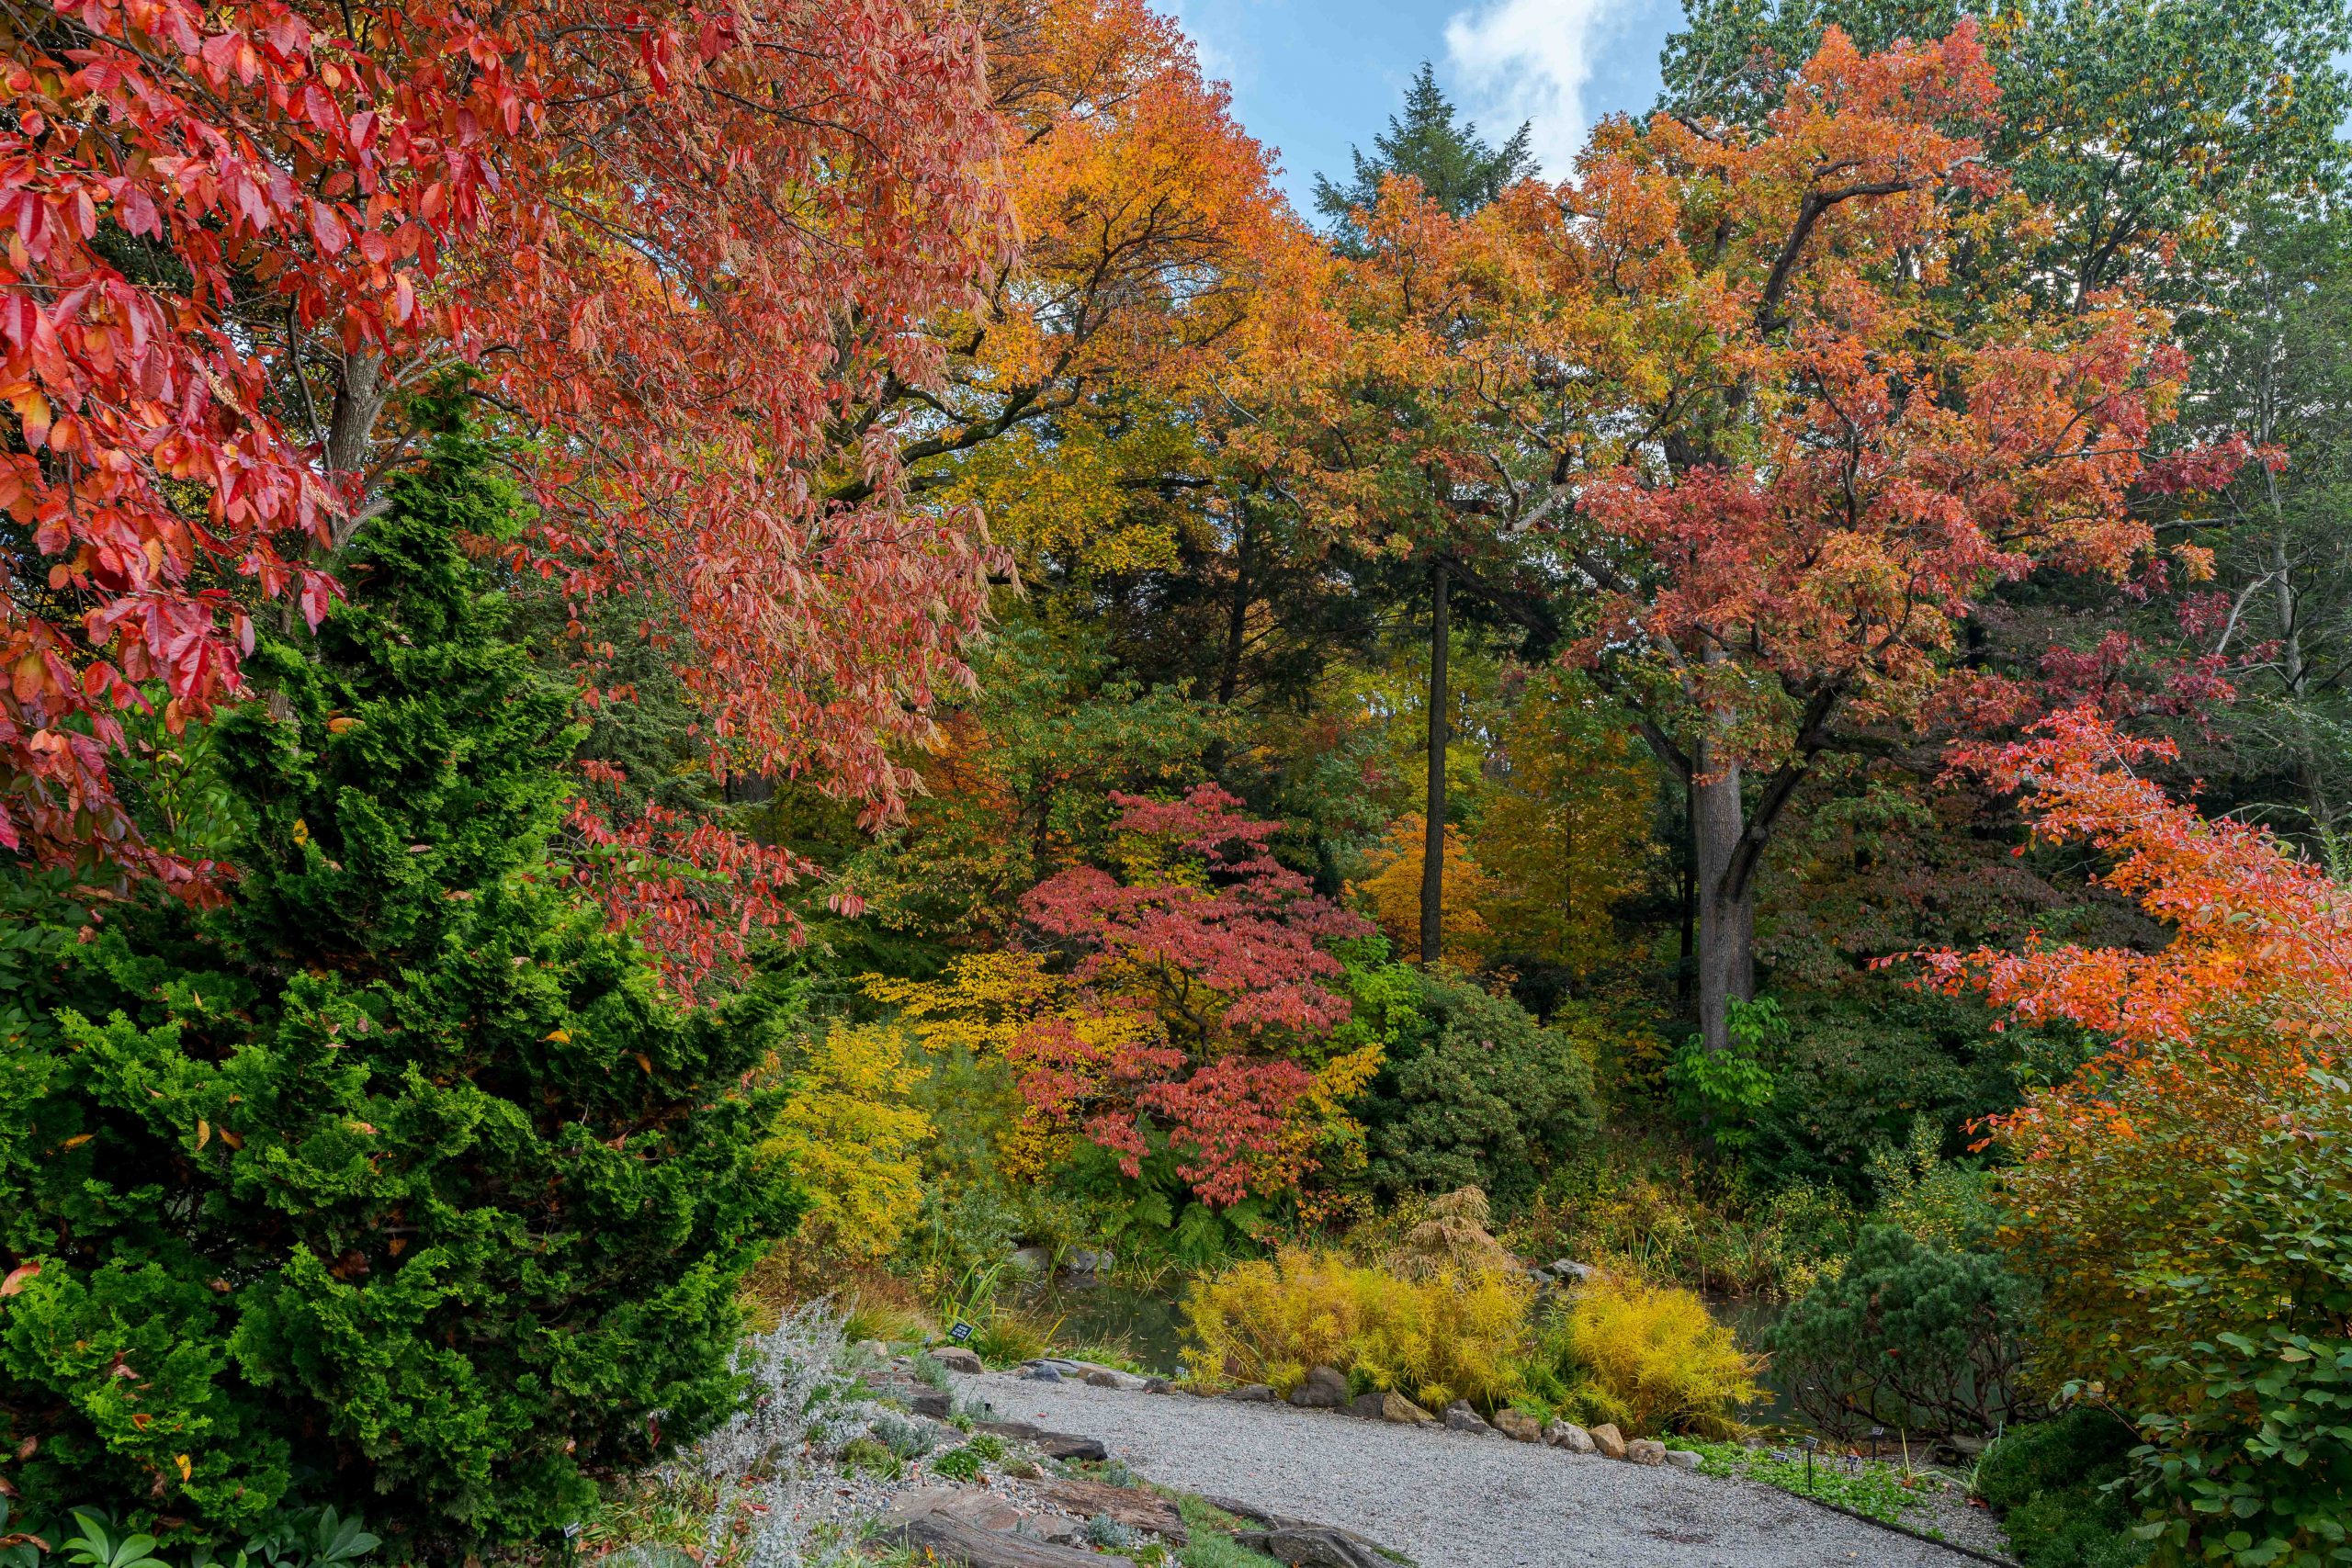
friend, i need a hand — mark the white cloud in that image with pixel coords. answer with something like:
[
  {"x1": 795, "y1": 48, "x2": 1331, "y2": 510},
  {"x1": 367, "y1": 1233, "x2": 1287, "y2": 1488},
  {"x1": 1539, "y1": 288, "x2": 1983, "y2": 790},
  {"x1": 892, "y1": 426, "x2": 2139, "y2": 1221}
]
[{"x1": 1443, "y1": 0, "x2": 1623, "y2": 175}]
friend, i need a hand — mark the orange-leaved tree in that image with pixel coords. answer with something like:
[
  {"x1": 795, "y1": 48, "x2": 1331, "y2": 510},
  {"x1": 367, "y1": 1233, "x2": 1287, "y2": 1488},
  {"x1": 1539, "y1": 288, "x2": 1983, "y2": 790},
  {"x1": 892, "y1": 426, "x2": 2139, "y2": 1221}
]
[
  {"x1": 1923, "y1": 705, "x2": 2352, "y2": 1559},
  {"x1": 1495, "y1": 25, "x2": 2211, "y2": 1051}
]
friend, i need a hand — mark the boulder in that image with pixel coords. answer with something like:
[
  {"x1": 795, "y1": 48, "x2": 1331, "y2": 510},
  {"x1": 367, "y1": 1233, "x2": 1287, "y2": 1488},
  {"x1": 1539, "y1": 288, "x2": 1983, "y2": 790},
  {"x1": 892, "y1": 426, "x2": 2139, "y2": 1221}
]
[
  {"x1": 1062, "y1": 1247, "x2": 1115, "y2": 1279},
  {"x1": 1544, "y1": 1421, "x2": 1596, "y2": 1454},
  {"x1": 1142, "y1": 1377, "x2": 1172, "y2": 1394},
  {"x1": 1223, "y1": 1382, "x2": 1276, "y2": 1403},
  {"x1": 974, "y1": 1421, "x2": 1109, "y2": 1463},
  {"x1": 1345, "y1": 1390, "x2": 1433, "y2": 1424},
  {"x1": 1030, "y1": 1476, "x2": 1188, "y2": 1543},
  {"x1": 1441, "y1": 1401, "x2": 1492, "y2": 1435},
  {"x1": 1545, "y1": 1259, "x2": 1597, "y2": 1284},
  {"x1": 1020, "y1": 1367, "x2": 1062, "y2": 1382},
  {"x1": 877, "y1": 1512, "x2": 1110, "y2": 1568},
  {"x1": 893, "y1": 1485, "x2": 1028, "y2": 1534},
  {"x1": 933, "y1": 1348, "x2": 985, "y2": 1374},
  {"x1": 1625, "y1": 1438, "x2": 1668, "y2": 1466},
  {"x1": 1232, "y1": 1527, "x2": 1390, "y2": 1568},
  {"x1": 1084, "y1": 1371, "x2": 1124, "y2": 1388},
  {"x1": 1665, "y1": 1449, "x2": 1702, "y2": 1472},
  {"x1": 1493, "y1": 1408, "x2": 1543, "y2": 1444},
  {"x1": 1589, "y1": 1423, "x2": 1628, "y2": 1460},
  {"x1": 1287, "y1": 1366, "x2": 1350, "y2": 1409}
]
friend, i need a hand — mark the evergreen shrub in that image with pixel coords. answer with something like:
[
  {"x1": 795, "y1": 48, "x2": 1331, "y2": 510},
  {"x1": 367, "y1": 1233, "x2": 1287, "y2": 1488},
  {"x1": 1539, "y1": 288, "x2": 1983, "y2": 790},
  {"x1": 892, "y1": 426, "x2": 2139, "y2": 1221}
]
[{"x1": 0, "y1": 443, "x2": 797, "y2": 1550}]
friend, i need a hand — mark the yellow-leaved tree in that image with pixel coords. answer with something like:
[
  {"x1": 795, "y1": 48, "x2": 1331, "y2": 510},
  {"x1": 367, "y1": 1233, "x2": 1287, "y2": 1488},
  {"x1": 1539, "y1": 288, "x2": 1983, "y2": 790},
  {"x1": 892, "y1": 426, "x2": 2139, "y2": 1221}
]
[{"x1": 766, "y1": 1023, "x2": 935, "y2": 1265}]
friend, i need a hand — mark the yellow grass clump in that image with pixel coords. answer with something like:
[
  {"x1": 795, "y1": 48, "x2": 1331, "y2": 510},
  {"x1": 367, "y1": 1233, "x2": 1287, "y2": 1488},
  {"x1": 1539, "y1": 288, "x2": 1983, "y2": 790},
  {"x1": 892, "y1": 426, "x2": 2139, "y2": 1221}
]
[
  {"x1": 1566, "y1": 1275, "x2": 1761, "y2": 1437},
  {"x1": 1183, "y1": 1245, "x2": 1533, "y2": 1411}
]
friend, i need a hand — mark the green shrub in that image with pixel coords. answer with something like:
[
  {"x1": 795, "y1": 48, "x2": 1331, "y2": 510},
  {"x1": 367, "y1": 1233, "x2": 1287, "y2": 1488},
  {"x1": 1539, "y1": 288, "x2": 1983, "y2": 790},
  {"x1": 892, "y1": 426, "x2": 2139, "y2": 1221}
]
[
  {"x1": 1974, "y1": 1409, "x2": 2145, "y2": 1568},
  {"x1": 1355, "y1": 973, "x2": 1599, "y2": 1210},
  {"x1": 1769, "y1": 1225, "x2": 2025, "y2": 1440},
  {"x1": 0, "y1": 443, "x2": 797, "y2": 1549}
]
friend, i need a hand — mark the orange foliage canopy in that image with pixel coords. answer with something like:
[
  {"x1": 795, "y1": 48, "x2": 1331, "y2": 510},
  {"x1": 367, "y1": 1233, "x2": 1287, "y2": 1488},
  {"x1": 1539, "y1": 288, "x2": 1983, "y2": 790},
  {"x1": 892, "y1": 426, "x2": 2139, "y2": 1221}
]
[
  {"x1": 1918, "y1": 712, "x2": 2352, "y2": 1401},
  {"x1": 1921, "y1": 706, "x2": 2352, "y2": 1061}
]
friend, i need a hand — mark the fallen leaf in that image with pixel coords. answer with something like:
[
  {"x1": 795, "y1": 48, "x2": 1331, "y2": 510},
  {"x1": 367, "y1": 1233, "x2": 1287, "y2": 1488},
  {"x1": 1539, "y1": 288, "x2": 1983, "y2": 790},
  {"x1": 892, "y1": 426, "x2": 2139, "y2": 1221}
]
[
  {"x1": 1, "y1": 1262, "x2": 40, "y2": 1296},
  {"x1": 545, "y1": 1028, "x2": 572, "y2": 1043},
  {"x1": 59, "y1": 1134, "x2": 92, "y2": 1150},
  {"x1": 195, "y1": 1119, "x2": 209, "y2": 1150}
]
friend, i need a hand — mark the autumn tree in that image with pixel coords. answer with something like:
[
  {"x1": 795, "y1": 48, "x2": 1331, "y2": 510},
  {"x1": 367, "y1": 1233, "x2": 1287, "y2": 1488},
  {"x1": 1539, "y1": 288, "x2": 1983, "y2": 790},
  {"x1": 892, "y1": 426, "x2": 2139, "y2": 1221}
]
[
  {"x1": 2, "y1": 0, "x2": 1012, "y2": 900},
  {"x1": 1923, "y1": 706, "x2": 2352, "y2": 1560},
  {"x1": 1444, "y1": 27, "x2": 2207, "y2": 1052}
]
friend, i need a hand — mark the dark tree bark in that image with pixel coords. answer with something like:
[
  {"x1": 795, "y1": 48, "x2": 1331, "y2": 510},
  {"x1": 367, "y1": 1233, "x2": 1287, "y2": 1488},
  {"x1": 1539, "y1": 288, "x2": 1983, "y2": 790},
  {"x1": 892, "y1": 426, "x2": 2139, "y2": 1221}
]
[{"x1": 1420, "y1": 560, "x2": 1450, "y2": 965}]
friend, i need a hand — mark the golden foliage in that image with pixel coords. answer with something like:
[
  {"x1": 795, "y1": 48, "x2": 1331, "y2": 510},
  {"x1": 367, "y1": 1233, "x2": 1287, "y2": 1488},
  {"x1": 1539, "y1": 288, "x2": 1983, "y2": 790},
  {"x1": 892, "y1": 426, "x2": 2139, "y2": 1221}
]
[
  {"x1": 1565, "y1": 1276, "x2": 1761, "y2": 1438},
  {"x1": 1183, "y1": 1247, "x2": 1533, "y2": 1411},
  {"x1": 765, "y1": 1023, "x2": 934, "y2": 1265},
  {"x1": 1353, "y1": 814, "x2": 1498, "y2": 961}
]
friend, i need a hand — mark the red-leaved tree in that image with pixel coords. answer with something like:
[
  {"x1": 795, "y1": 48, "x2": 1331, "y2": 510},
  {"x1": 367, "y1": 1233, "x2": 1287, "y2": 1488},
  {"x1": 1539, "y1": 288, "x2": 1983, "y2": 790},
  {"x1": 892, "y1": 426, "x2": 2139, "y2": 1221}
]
[
  {"x1": 2, "y1": 0, "x2": 1010, "y2": 886},
  {"x1": 1012, "y1": 784, "x2": 1371, "y2": 1206}
]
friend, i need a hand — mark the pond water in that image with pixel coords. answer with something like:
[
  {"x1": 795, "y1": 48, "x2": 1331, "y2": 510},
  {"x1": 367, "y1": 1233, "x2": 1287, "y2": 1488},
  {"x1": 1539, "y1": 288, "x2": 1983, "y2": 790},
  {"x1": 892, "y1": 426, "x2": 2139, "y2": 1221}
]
[{"x1": 1016, "y1": 1274, "x2": 1814, "y2": 1431}]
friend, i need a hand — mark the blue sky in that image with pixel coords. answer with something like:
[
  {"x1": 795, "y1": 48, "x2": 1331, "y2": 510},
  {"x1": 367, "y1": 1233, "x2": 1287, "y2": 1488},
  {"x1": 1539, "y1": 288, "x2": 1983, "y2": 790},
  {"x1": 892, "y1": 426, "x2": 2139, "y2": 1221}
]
[{"x1": 1167, "y1": 0, "x2": 1689, "y2": 212}]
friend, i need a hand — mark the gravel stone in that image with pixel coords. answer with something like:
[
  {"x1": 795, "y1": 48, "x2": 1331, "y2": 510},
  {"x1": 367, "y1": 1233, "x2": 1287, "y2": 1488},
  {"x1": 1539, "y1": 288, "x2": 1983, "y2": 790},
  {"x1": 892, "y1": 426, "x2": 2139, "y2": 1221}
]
[{"x1": 955, "y1": 1371, "x2": 1994, "y2": 1568}]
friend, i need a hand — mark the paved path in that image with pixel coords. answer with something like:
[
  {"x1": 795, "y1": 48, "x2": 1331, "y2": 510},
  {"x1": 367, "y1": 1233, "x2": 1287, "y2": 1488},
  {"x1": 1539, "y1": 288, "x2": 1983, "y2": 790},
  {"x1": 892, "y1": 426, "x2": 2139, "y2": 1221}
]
[{"x1": 952, "y1": 1371, "x2": 2005, "y2": 1568}]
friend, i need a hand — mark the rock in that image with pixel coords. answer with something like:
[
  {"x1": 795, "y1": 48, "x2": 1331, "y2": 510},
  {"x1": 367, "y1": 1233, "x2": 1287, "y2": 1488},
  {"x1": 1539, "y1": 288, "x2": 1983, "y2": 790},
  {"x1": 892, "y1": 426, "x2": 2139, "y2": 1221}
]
[
  {"x1": 910, "y1": 1389, "x2": 953, "y2": 1418},
  {"x1": 1589, "y1": 1422, "x2": 1628, "y2": 1460},
  {"x1": 1345, "y1": 1390, "x2": 1433, "y2": 1424},
  {"x1": 973, "y1": 1421, "x2": 1110, "y2": 1463},
  {"x1": 894, "y1": 1485, "x2": 1028, "y2": 1534},
  {"x1": 1084, "y1": 1371, "x2": 1123, "y2": 1388},
  {"x1": 854, "y1": 1337, "x2": 889, "y2": 1360},
  {"x1": 1493, "y1": 1408, "x2": 1543, "y2": 1443},
  {"x1": 1021, "y1": 1366, "x2": 1064, "y2": 1382},
  {"x1": 1141, "y1": 1377, "x2": 1172, "y2": 1394},
  {"x1": 1232, "y1": 1527, "x2": 1391, "y2": 1568},
  {"x1": 878, "y1": 1512, "x2": 1113, "y2": 1568},
  {"x1": 1007, "y1": 1245, "x2": 1053, "y2": 1275},
  {"x1": 1625, "y1": 1438, "x2": 1668, "y2": 1466},
  {"x1": 1223, "y1": 1382, "x2": 1276, "y2": 1403},
  {"x1": 933, "y1": 1347, "x2": 985, "y2": 1374},
  {"x1": 1286, "y1": 1367, "x2": 1350, "y2": 1409},
  {"x1": 1061, "y1": 1247, "x2": 1115, "y2": 1279},
  {"x1": 1544, "y1": 1421, "x2": 1596, "y2": 1454},
  {"x1": 1031, "y1": 1477, "x2": 1188, "y2": 1543},
  {"x1": 1665, "y1": 1449, "x2": 1702, "y2": 1472},
  {"x1": 1545, "y1": 1258, "x2": 1597, "y2": 1284},
  {"x1": 1441, "y1": 1400, "x2": 1493, "y2": 1434}
]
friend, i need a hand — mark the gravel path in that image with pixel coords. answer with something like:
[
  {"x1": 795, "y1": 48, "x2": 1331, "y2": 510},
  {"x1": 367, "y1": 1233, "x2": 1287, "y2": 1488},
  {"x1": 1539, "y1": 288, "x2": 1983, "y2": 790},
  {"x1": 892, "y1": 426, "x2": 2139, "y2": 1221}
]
[{"x1": 953, "y1": 1371, "x2": 2001, "y2": 1568}]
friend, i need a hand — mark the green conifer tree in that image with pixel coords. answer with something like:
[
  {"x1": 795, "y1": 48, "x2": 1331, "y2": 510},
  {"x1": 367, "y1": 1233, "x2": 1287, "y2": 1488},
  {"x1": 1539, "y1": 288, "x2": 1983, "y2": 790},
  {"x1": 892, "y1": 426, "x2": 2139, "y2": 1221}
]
[
  {"x1": 0, "y1": 437, "x2": 799, "y2": 1550},
  {"x1": 1312, "y1": 62, "x2": 1537, "y2": 244}
]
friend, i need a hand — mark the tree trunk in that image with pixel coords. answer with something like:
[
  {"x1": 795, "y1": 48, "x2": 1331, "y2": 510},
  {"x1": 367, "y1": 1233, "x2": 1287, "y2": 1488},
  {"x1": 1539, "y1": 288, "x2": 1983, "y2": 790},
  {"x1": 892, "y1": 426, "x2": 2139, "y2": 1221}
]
[
  {"x1": 326, "y1": 349, "x2": 386, "y2": 548},
  {"x1": 1419, "y1": 560, "x2": 1449, "y2": 966},
  {"x1": 1692, "y1": 728, "x2": 1755, "y2": 1055},
  {"x1": 1217, "y1": 516, "x2": 1252, "y2": 706},
  {"x1": 1677, "y1": 772, "x2": 1697, "y2": 1010}
]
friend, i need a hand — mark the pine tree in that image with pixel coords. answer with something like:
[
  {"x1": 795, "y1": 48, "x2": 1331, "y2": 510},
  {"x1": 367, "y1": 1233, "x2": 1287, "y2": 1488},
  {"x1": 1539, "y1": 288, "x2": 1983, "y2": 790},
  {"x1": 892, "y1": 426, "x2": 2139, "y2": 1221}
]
[
  {"x1": 1312, "y1": 63, "x2": 1537, "y2": 243},
  {"x1": 0, "y1": 438, "x2": 799, "y2": 1550}
]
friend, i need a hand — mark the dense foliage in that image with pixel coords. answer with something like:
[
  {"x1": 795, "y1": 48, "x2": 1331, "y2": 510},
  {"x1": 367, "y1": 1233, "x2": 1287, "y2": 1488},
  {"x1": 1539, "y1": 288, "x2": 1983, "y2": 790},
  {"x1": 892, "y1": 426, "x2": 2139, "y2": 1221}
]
[{"x1": 0, "y1": 447, "x2": 795, "y2": 1548}]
